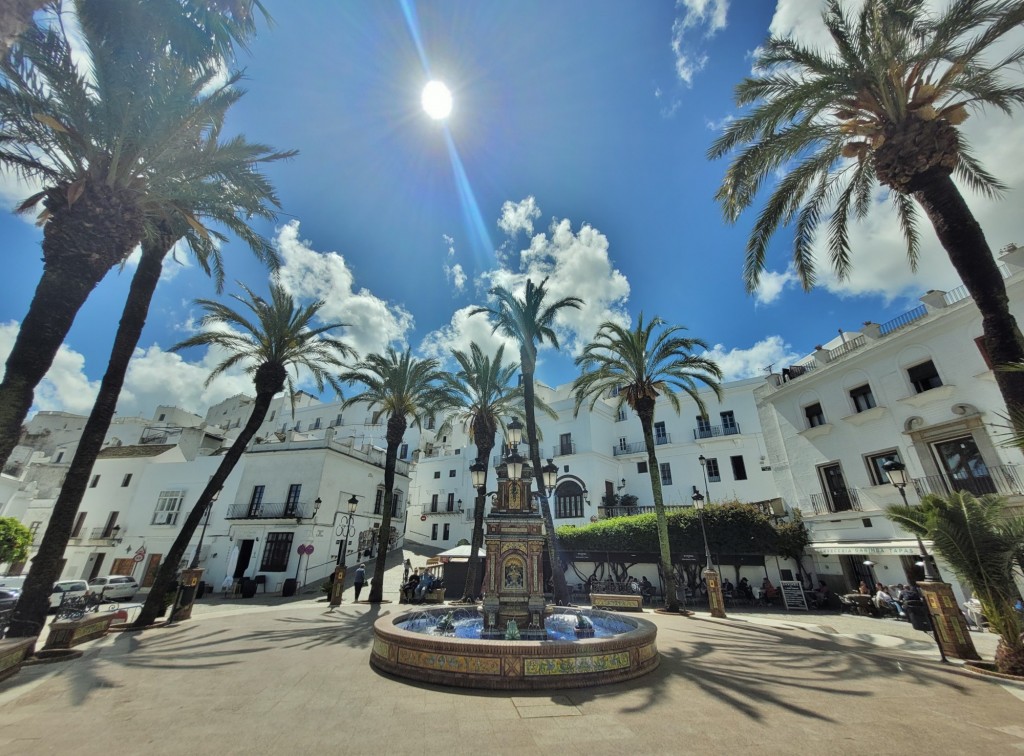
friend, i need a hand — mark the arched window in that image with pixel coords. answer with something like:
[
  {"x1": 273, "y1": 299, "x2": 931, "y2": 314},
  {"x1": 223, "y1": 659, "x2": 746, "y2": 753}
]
[{"x1": 555, "y1": 481, "x2": 584, "y2": 519}]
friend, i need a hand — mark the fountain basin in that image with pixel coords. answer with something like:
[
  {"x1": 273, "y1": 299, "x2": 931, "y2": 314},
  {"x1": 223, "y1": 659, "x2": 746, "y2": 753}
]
[{"x1": 370, "y1": 607, "x2": 659, "y2": 690}]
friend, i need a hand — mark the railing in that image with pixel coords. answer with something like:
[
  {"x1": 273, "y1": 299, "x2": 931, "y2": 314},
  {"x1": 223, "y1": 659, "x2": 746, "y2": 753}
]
[
  {"x1": 87, "y1": 527, "x2": 118, "y2": 540},
  {"x1": 912, "y1": 464, "x2": 1024, "y2": 499},
  {"x1": 613, "y1": 441, "x2": 646, "y2": 456},
  {"x1": 553, "y1": 441, "x2": 576, "y2": 456},
  {"x1": 809, "y1": 488, "x2": 862, "y2": 515},
  {"x1": 420, "y1": 503, "x2": 463, "y2": 516},
  {"x1": 600, "y1": 504, "x2": 688, "y2": 518},
  {"x1": 226, "y1": 500, "x2": 317, "y2": 519},
  {"x1": 879, "y1": 305, "x2": 927, "y2": 335},
  {"x1": 826, "y1": 335, "x2": 866, "y2": 362},
  {"x1": 943, "y1": 285, "x2": 970, "y2": 306},
  {"x1": 491, "y1": 445, "x2": 533, "y2": 467},
  {"x1": 693, "y1": 424, "x2": 740, "y2": 440}
]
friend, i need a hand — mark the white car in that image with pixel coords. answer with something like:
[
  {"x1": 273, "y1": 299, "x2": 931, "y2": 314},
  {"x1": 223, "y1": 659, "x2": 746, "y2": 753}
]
[
  {"x1": 88, "y1": 575, "x2": 139, "y2": 601},
  {"x1": 49, "y1": 579, "x2": 90, "y2": 609}
]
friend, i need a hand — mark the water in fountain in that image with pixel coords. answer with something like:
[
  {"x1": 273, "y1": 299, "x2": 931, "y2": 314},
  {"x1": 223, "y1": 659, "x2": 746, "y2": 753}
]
[{"x1": 395, "y1": 607, "x2": 634, "y2": 641}]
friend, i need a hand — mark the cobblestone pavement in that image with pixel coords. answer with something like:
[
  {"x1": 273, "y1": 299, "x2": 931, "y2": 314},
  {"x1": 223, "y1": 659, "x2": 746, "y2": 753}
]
[{"x1": 2, "y1": 550, "x2": 1021, "y2": 755}]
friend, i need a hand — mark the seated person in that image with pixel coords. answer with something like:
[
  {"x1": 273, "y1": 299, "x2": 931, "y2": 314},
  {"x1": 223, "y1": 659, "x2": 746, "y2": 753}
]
[
  {"x1": 874, "y1": 582, "x2": 900, "y2": 616},
  {"x1": 898, "y1": 584, "x2": 920, "y2": 603},
  {"x1": 738, "y1": 577, "x2": 755, "y2": 601},
  {"x1": 857, "y1": 580, "x2": 872, "y2": 595},
  {"x1": 722, "y1": 578, "x2": 735, "y2": 596},
  {"x1": 639, "y1": 576, "x2": 654, "y2": 604},
  {"x1": 414, "y1": 571, "x2": 435, "y2": 601},
  {"x1": 812, "y1": 580, "x2": 830, "y2": 608},
  {"x1": 761, "y1": 577, "x2": 778, "y2": 603},
  {"x1": 401, "y1": 570, "x2": 421, "y2": 602}
]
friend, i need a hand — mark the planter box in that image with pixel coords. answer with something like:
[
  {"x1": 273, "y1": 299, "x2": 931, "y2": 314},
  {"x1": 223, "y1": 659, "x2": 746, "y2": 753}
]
[
  {"x1": 0, "y1": 637, "x2": 35, "y2": 682},
  {"x1": 590, "y1": 593, "x2": 644, "y2": 612},
  {"x1": 44, "y1": 613, "x2": 115, "y2": 650}
]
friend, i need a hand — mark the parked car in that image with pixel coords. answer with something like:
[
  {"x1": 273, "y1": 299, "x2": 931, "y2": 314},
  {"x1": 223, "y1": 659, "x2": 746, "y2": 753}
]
[
  {"x1": 49, "y1": 580, "x2": 90, "y2": 609},
  {"x1": 88, "y1": 575, "x2": 139, "y2": 601},
  {"x1": 0, "y1": 588, "x2": 19, "y2": 612}
]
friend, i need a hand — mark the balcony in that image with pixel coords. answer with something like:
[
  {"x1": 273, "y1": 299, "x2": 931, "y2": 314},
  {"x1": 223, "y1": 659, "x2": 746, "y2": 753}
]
[
  {"x1": 226, "y1": 500, "x2": 318, "y2": 520},
  {"x1": 421, "y1": 503, "x2": 464, "y2": 516},
  {"x1": 613, "y1": 440, "x2": 646, "y2": 456},
  {"x1": 809, "y1": 489, "x2": 862, "y2": 515},
  {"x1": 87, "y1": 527, "x2": 120, "y2": 541},
  {"x1": 912, "y1": 464, "x2": 1024, "y2": 499},
  {"x1": 693, "y1": 424, "x2": 740, "y2": 440},
  {"x1": 600, "y1": 504, "x2": 687, "y2": 518},
  {"x1": 553, "y1": 441, "x2": 576, "y2": 457},
  {"x1": 826, "y1": 335, "x2": 866, "y2": 363}
]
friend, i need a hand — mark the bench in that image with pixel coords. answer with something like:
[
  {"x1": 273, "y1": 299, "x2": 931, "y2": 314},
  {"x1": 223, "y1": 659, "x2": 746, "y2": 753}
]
[
  {"x1": 0, "y1": 637, "x2": 35, "y2": 683},
  {"x1": 422, "y1": 588, "x2": 446, "y2": 604},
  {"x1": 44, "y1": 613, "x2": 115, "y2": 650},
  {"x1": 590, "y1": 593, "x2": 644, "y2": 612}
]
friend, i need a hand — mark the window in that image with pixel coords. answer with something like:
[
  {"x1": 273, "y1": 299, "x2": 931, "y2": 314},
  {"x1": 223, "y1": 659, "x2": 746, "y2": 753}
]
[
  {"x1": 696, "y1": 415, "x2": 711, "y2": 439},
  {"x1": 313, "y1": 417, "x2": 321, "y2": 430},
  {"x1": 285, "y1": 484, "x2": 302, "y2": 516},
  {"x1": 559, "y1": 433, "x2": 573, "y2": 456},
  {"x1": 660, "y1": 463, "x2": 673, "y2": 486},
  {"x1": 260, "y1": 532, "x2": 293, "y2": 572},
  {"x1": 334, "y1": 413, "x2": 342, "y2": 426},
  {"x1": 443, "y1": 523, "x2": 450, "y2": 540},
  {"x1": 431, "y1": 524, "x2": 439, "y2": 540},
  {"x1": 850, "y1": 384, "x2": 876, "y2": 412},
  {"x1": 400, "y1": 443, "x2": 408, "y2": 459},
  {"x1": 908, "y1": 360, "x2": 942, "y2": 393},
  {"x1": 158, "y1": 413, "x2": 166, "y2": 422},
  {"x1": 71, "y1": 512, "x2": 86, "y2": 537},
  {"x1": 392, "y1": 492, "x2": 400, "y2": 517},
  {"x1": 425, "y1": 417, "x2": 435, "y2": 430},
  {"x1": 449, "y1": 469, "x2": 456, "y2": 477},
  {"x1": 804, "y1": 402, "x2": 826, "y2": 428},
  {"x1": 54, "y1": 451, "x2": 64, "y2": 463},
  {"x1": 430, "y1": 494, "x2": 438, "y2": 513},
  {"x1": 720, "y1": 411, "x2": 737, "y2": 434},
  {"x1": 102, "y1": 511, "x2": 119, "y2": 538},
  {"x1": 28, "y1": 521, "x2": 41, "y2": 540},
  {"x1": 555, "y1": 483, "x2": 585, "y2": 519},
  {"x1": 618, "y1": 437, "x2": 628, "y2": 452},
  {"x1": 654, "y1": 422, "x2": 668, "y2": 444},
  {"x1": 616, "y1": 408, "x2": 627, "y2": 422},
  {"x1": 89, "y1": 475, "x2": 100, "y2": 488},
  {"x1": 121, "y1": 474, "x2": 132, "y2": 487},
  {"x1": 294, "y1": 421, "x2": 302, "y2": 432},
  {"x1": 731, "y1": 455, "x2": 747, "y2": 481},
  {"x1": 375, "y1": 489, "x2": 384, "y2": 515},
  {"x1": 269, "y1": 410, "x2": 276, "y2": 422},
  {"x1": 866, "y1": 450, "x2": 901, "y2": 486},
  {"x1": 610, "y1": 385, "x2": 621, "y2": 397},
  {"x1": 247, "y1": 486, "x2": 265, "y2": 517},
  {"x1": 153, "y1": 490, "x2": 185, "y2": 525},
  {"x1": 705, "y1": 457, "x2": 721, "y2": 482},
  {"x1": 433, "y1": 471, "x2": 440, "y2": 479},
  {"x1": 446, "y1": 493, "x2": 455, "y2": 512},
  {"x1": 637, "y1": 461, "x2": 648, "y2": 474}
]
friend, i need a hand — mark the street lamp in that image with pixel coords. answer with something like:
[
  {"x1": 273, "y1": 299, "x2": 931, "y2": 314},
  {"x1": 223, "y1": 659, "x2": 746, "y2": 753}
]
[
  {"x1": 507, "y1": 417, "x2": 523, "y2": 446},
  {"x1": 698, "y1": 454, "x2": 710, "y2": 503},
  {"x1": 691, "y1": 489, "x2": 726, "y2": 618},
  {"x1": 337, "y1": 495, "x2": 358, "y2": 567},
  {"x1": 298, "y1": 496, "x2": 322, "y2": 525},
  {"x1": 190, "y1": 489, "x2": 219, "y2": 569},
  {"x1": 883, "y1": 460, "x2": 941, "y2": 582},
  {"x1": 541, "y1": 458, "x2": 558, "y2": 495}
]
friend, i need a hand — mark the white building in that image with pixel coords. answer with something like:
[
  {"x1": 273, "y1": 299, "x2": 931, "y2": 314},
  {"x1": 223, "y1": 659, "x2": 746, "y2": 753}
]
[{"x1": 755, "y1": 244, "x2": 1024, "y2": 603}]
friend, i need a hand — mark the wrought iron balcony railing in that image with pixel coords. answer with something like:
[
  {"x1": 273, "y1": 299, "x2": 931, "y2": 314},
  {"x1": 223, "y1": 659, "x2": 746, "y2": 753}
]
[
  {"x1": 226, "y1": 500, "x2": 317, "y2": 520},
  {"x1": 809, "y1": 488, "x2": 862, "y2": 515},
  {"x1": 693, "y1": 424, "x2": 741, "y2": 440},
  {"x1": 912, "y1": 464, "x2": 1024, "y2": 499}
]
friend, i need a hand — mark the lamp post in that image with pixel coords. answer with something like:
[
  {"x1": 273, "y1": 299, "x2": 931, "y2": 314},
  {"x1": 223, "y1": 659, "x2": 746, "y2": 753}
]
[
  {"x1": 337, "y1": 495, "x2": 359, "y2": 567},
  {"x1": 698, "y1": 454, "x2": 710, "y2": 502},
  {"x1": 883, "y1": 459, "x2": 978, "y2": 662},
  {"x1": 297, "y1": 496, "x2": 322, "y2": 525},
  {"x1": 692, "y1": 490, "x2": 726, "y2": 618},
  {"x1": 189, "y1": 489, "x2": 219, "y2": 570}
]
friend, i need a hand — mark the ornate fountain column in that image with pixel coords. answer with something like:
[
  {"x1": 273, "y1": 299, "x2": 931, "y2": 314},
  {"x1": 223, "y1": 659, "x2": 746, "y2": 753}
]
[{"x1": 482, "y1": 468, "x2": 548, "y2": 640}]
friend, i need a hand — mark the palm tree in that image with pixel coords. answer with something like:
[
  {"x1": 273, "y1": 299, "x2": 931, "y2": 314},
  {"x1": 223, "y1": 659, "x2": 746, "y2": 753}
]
[
  {"x1": 339, "y1": 348, "x2": 453, "y2": 604},
  {"x1": 572, "y1": 314, "x2": 722, "y2": 612},
  {"x1": 0, "y1": 0, "x2": 267, "y2": 468},
  {"x1": 127, "y1": 282, "x2": 354, "y2": 629},
  {"x1": 887, "y1": 491, "x2": 1024, "y2": 675},
  {"x1": 7, "y1": 135, "x2": 293, "y2": 637},
  {"x1": 470, "y1": 278, "x2": 583, "y2": 605},
  {"x1": 709, "y1": 0, "x2": 1024, "y2": 432},
  {"x1": 437, "y1": 344, "x2": 555, "y2": 602}
]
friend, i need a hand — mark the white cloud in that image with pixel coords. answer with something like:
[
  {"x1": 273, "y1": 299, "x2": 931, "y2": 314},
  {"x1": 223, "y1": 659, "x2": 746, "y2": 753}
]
[
  {"x1": 272, "y1": 220, "x2": 414, "y2": 359},
  {"x1": 677, "y1": 0, "x2": 729, "y2": 33},
  {"x1": 419, "y1": 306, "x2": 521, "y2": 364},
  {"x1": 754, "y1": 265, "x2": 799, "y2": 305},
  {"x1": 703, "y1": 335, "x2": 800, "y2": 381},
  {"x1": 497, "y1": 197, "x2": 541, "y2": 237},
  {"x1": 440, "y1": 234, "x2": 466, "y2": 292},
  {"x1": 705, "y1": 114, "x2": 735, "y2": 132},
  {"x1": 670, "y1": 0, "x2": 728, "y2": 86}
]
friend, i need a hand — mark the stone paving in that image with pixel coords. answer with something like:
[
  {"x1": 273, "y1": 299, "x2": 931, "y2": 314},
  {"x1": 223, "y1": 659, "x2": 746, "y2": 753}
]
[{"x1": 1, "y1": 551, "x2": 1022, "y2": 755}]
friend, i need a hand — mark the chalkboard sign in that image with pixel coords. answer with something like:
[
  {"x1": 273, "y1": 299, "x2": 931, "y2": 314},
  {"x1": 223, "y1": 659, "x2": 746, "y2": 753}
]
[{"x1": 780, "y1": 580, "x2": 808, "y2": 611}]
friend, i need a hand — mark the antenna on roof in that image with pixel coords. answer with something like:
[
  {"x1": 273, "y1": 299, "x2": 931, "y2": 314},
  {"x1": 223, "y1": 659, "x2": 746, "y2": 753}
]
[{"x1": 762, "y1": 363, "x2": 775, "y2": 375}]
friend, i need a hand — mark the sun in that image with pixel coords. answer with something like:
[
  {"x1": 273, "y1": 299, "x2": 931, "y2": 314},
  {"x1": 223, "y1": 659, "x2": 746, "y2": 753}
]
[{"x1": 421, "y1": 80, "x2": 452, "y2": 120}]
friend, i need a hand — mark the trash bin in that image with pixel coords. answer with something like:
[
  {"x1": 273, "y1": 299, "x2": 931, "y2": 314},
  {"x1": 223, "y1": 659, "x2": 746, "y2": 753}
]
[
  {"x1": 904, "y1": 598, "x2": 932, "y2": 632},
  {"x1": 282, "y1": 578, "x2": 298, "y2": 597},
  {"x1": 240, "y1": 578, "x2": 257, "y2": 599}
]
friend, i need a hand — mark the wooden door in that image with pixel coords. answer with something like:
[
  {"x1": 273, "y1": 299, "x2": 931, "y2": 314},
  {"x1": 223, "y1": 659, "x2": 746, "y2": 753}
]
[
  {"x1": 142, "y1": 554, "x2": 162, "y2": 587},
  {"x1": 111, "y1": 558, "x2": 136, "y2": 576}
]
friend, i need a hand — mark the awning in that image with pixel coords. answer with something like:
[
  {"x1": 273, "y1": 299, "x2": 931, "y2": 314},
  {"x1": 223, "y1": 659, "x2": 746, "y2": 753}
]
[{"x1": 811, "y1": 540, "x2": 927, "y2": 556}]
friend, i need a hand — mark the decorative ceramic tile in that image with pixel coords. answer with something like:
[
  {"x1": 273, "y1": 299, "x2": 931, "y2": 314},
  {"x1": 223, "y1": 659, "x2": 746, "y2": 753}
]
[
  {"x1": 637, "y1": 643, "x2": 658, "y2": 663},
  {"x1": 524, "y1": 652, "x2": 630, "y2": 676},
  {"x1": 372, "y1": 638, "x2": 390, "y2": 659},
  {"x1": 397, "y1": 647, "x2": 501, "y2": 675}
]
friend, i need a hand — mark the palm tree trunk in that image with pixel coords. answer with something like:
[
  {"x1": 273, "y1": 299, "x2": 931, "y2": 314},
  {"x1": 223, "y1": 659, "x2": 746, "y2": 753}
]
[
  {"x1": 911, "y1": 168, "x2": 1024, "y2": 433},
  {"x1": 521, "y1": 349, "x2": 571, "y2": 605},
  {"x1": 0, "y1": 183, "x2": 142, "y2": 468},
  {"x1": 367, "y1": 413, "x2": 405, "y2": 603},
  {"x1": 7, "y1": 239, "x2": 168, "y2": 639},
  {"x1": 133, "y1": 364, "x2": 284, "y2": 627},
  {"x1": 636, "y1": 400, "x2": 679, "y2": 612},
  {"x1": 463, "y1": 434, "x2": 494, "y2": 602}
]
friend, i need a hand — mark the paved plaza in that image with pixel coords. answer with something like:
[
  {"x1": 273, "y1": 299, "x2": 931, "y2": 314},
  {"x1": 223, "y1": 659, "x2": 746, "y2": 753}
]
[{"x1": 1, "y1": 556, "x2": 1022, "y2": 755}]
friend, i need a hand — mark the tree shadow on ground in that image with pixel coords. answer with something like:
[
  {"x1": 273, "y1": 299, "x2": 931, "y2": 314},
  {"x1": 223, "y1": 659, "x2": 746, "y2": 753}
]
[{"x1": 229, "y1": 604, "x2": 385, "y2": 652}]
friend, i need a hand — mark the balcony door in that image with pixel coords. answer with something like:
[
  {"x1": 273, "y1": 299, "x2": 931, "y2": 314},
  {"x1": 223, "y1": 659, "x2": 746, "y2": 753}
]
[
  {"x1": 819, "y1": 463, "x2": 853, "y2": 513},
  {"x1": 934, "y1": 436, "x2": 996, "y2": 495}
]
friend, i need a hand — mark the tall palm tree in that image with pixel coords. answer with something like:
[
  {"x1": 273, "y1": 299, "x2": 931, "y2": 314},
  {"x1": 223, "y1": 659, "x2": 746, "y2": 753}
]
[
  {"x1": 0, "y1": 0, "x2": 266, "y2": 468},
  {"x1": 8, "y1": 134, "x2": 293, "y2": 637},
  {"x1": 572, "y1": 314, "x2": 722, "y2": 612},
  {"x1": 470, "y1": 278, "x2": 583, "y2": 605},
  {"x1": 887, "y1": 491, "x2": 1024, "y2": 675},
  {"x1": 437, "y1": 344, "x2": 555, "y2": 602},
  {"x1": 127, "y1": 282, "x2": 354, "y2": 629},
  {"x1": 709, "y1": 0, "x2": 1024, "y2": 431},
  {"x1": 339, "y1": 348, "x2": 453, "y2": 604}
]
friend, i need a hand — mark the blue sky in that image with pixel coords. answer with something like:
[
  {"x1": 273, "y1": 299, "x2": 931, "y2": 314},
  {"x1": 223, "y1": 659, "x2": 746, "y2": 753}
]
[{"x1": 1, "y1": 0, "x2": 1022, "y2": 419}]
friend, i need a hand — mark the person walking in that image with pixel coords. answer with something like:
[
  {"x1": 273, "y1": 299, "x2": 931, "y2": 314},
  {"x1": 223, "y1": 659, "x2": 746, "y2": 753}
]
[{"x1": 353, "y1": 563, "x2": 367, "y2": 602}]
